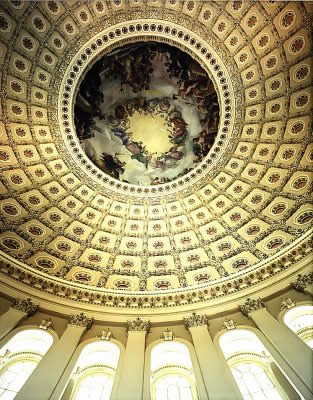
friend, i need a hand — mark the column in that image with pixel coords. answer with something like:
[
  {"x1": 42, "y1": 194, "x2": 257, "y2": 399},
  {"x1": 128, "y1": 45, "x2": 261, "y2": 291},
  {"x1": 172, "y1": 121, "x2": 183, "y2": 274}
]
[
  {"x1": 292, "y1": 272, "x2": 313, "y2": 296},
  {"x1": 0, "y1": 298, "x2": 38, "y2": 341},
  {"x1": 240, "y1": 298, "x2": 313, "y2": 396},
  {"x1": 270, "y1": 362, "x2": 301, "y2": 400},
  {"x1": 58, "y1": 377, "x2": 75, "y2": 400},
  {"x1": 113, "y1": 317, "x2": 150, "y2": 400},
  {"x1": 184, "y1": 313, "x2": 243, "y2": 400},
  {"x1": 15, "y1": 312, "x2": 93, "y2": 400}
]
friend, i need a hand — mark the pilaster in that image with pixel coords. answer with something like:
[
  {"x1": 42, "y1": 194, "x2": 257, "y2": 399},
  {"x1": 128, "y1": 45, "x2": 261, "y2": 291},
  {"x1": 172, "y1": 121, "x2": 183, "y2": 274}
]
[
  {"x1": 113, "y1": 317, "x2": 150, "y2": 400},
  {"x1": 0, "y1": 298, "x2": 38, "y2": 341},
  {"x1": 16, "y1": 312, "x2": 93, "y2": 400},
  {"x1": 240, "y1": 297, "x2": 313, "y2": 398},
  {"x1": 184, "y1": 313, "x2": 243, "y2": 400}
]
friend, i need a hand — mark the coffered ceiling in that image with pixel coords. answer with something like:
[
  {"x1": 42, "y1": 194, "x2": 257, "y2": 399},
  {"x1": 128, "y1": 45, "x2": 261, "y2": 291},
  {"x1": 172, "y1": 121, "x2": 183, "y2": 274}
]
[{"x1": 0, "y1": 0, "x2": 312, "y2": 314}]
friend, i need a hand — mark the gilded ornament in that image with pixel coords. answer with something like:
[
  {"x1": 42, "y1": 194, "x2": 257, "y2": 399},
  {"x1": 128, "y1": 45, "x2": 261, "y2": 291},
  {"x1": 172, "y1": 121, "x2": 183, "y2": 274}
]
[
  {"x1": 280, "y1": 298, "x2": 296, "y2": 311},
  {"x1": 68, "y1": 312, "x2": 93, "y2": 329},
  {"x1": 39, "y1": 318, "x2": 53, "y2": 330},
  {"x1": 184, "y1": 312, "x2": 209, "y2": 329},
  {"x1": 100, "y1": 329, "x2": 112, "y2": 341},
  {"x1": 223, "y1": 319, "x2": 236, "y2": 330},
  {"x1": 126, "y1": 317, "x2": 150, "y2": 332},
  {"x1": 11, "y1": 298, "x2": 38, "y2": 316},
  {"x1": 292, "y1": 272, "x2": 313, "y2": 292},
  {"x1": 161, "y1": 328, "x2": 174, "y2": 341},
  {"x1": 240, "y1": 298, "x2": 265, "y2": 316}
]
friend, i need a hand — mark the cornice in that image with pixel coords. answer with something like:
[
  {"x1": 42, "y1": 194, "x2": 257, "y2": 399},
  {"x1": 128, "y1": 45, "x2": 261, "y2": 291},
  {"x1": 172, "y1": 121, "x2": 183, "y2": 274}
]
[{"x1": 0, "y1": 230, "x2": 311, "y2": 318}]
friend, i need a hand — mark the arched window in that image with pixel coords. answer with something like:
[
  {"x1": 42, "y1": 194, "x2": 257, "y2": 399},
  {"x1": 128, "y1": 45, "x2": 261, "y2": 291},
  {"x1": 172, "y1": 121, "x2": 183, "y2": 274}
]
[
  {"x1": 219, "y1": 329, "x2": 288, "y2": 400},
  {"x1": 69, "y1": 341, "x2": 120, "y2": 400},
  {"x1": 283, "y1": 305, "x2": 313, "y2": 348},
  {"x1": 0, "y1": 329, "x2": 54, "y2": 399},
  {"x1": 72, "y1": 374, "x2": 113, "y2": 400},
  {"x1": 150, "y1": 341, "x2": 198, "y2": 400}
]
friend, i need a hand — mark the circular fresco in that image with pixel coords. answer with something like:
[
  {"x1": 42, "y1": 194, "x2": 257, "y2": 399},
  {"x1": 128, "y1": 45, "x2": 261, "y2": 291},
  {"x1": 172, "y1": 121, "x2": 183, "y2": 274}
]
[{"x1": 74, "y1": 42, "x2": 220, "y2": 185}]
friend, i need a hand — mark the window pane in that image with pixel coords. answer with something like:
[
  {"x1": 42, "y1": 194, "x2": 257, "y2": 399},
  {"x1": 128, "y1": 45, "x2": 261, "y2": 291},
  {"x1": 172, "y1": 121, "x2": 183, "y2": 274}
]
[
  {"x1": 73, "y1": 374, "x2": 113, "y2": 400},
  {"x1": 219, "y1": 330, "x2": 268, "y2": 359},
  {"x1": 0, "y1": 360, "x2": 37, "y2": 400},
  {"x1": 0, "y1": 330, "x2": 53, "y2": 357},
  {"x1": 151, "y1": 342, "x2": 193, "y2": 371},
  {"x1": 284, "y1": 306, "x2": 313, "y2": 333},
  {"x1": 231, "y1": 364, "x2": 283, "y2": 400},
  {"x1": 75, "y1": 342, "x2": 120, "y2": 370},
  {"x1": 155, "y1": 375, "x2": 194, "y2": 400},
  {"x1": 284, "y1": 306, "x2": 313, "y2": 348}
]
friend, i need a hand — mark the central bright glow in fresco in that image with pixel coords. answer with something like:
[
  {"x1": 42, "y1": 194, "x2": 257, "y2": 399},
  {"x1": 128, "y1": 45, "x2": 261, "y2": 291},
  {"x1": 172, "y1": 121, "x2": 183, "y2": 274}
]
[{"x1": 74, "y1": 42, "x2": 220, "y2": 185}]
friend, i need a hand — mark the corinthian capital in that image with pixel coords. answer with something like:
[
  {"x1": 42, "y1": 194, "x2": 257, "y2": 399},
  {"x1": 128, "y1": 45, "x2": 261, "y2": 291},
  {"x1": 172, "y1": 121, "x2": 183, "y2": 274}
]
[
  {"x1": 240, "y1": 297, "x2": 265, "y2": 316},
  {"x1": 126, "y1": 317, "x2": 150, "y2": 333},
  {"x1": 11, "y1": 298, "x2": 38, "y2": 316},
  {"x1": 292, "y1": 272, "x2": 313, "y2": 292},
  {"x1": 68, "y1": 312, "x2": 93, "y2": 329},
  {"x1": 184, "y1": 312, "x2": 209, "y2": 329}
]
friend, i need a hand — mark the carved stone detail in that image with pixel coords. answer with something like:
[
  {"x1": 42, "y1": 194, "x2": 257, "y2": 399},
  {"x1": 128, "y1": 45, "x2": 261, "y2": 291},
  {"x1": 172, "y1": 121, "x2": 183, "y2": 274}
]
[
  {"x1": 68, "y1": 312, "x2": 93, "y2": 329},
  {"x1": 240, "y1": 298, "x2": 265, "y2": 316},
  {"x1": 184, "y1": 312, "x2": 209, "y2": 329},
  {"x1": 280, "y1": 297, "x2": 296, "y2": 311},
  {"x1": 126, "y1": 317, "x2": 150, "y2": 333},
  {"x1": 11, "y1": 298, "x2": 38, "y2": 316},
  {"x1": 100, "y1": 329, "x2": 112, "y2": 341},
  {"x1": 223, "y1": 319, "x2": 236, "y2": 330},
  {"x1": 292, "y1": 272, "x2": 313, "y2": 292},
  {"x1": 161, "y1": 328, "x2": 174, "y2": 341},
  {"x1": 39, "y1": 318, "x2": 53, "y2": 330}
]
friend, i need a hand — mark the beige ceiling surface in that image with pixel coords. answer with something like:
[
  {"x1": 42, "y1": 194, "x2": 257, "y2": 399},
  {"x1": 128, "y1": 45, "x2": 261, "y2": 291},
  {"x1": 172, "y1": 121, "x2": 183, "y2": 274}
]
[{"x1": 0, "y1": 0, "x2": 312, "y2": 311}]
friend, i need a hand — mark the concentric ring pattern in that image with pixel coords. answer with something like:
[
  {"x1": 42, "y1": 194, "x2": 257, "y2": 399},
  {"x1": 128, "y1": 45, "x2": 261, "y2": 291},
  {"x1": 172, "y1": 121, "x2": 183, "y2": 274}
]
[{"x1": 0, "y1": 0, "x2": 312, "y2": 311}]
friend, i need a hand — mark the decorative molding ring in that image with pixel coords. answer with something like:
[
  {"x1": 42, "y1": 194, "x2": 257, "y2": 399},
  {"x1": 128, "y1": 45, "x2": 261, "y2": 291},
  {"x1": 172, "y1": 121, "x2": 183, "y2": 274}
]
[{"x1": 58, "y1": 20, "x2": 238, "y2": 198}]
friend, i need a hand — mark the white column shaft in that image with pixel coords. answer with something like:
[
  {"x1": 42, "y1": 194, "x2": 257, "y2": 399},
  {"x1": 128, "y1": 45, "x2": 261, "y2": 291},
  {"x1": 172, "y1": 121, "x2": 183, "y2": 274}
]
[
  {"x1": 114, "y1": 331, "x2": 146, "y2": 400},
  {"x1": 270, "y1": 362, "x2": 301, "y2": 400},
  {"x1": 190, "y1": 325, "x2": 243, "y2": 400},
  {"x1": 249, "y1": 308, "x2": 313, "y2": 393},
  {"x1": 15, "y1": 324, "x2": 86, "y2": 400},
  {"x1": 0, "y1": 308, "x2": 27, "y2": 341}
]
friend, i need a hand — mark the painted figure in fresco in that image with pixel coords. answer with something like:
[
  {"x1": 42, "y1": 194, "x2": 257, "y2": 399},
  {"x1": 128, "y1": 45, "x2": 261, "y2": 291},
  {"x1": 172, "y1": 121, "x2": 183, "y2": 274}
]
[
  {"x1": 192, "y1": 138, "x2": 203, "y2": 161},
  {"x1": 74, "y1": 42, "x2": 220, "y2": 185},
  {"x1": 125, "y1": 141, "x2": 141, "y2": 155},
  {"x1": 96, "y1": 153, "x2": 126, "y2": 179},
  {"x1": 104, "y1": 43, "x2": 153, "y2": 93},
  {"x1": 159, "y1": 97, "x2": 171, "y2": 112},
  {"x1": 154, "y1": 157, "x2": 166, "y2": 170},
  {"x1": 131, "y1": 152, "x2": 149, "y2": 168},
  {"x1": 112, "y1": 128, "x2": 129, "y2": 145},
  {"x1": 115, "y1": 104, "x2": 127, "y2": 120},
  {"x1": 168, "y1": 146, "x2": 184, "y2": 160},
  {"x1": 169, "y1": 130, "x2": 187, "y2": 145}
]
